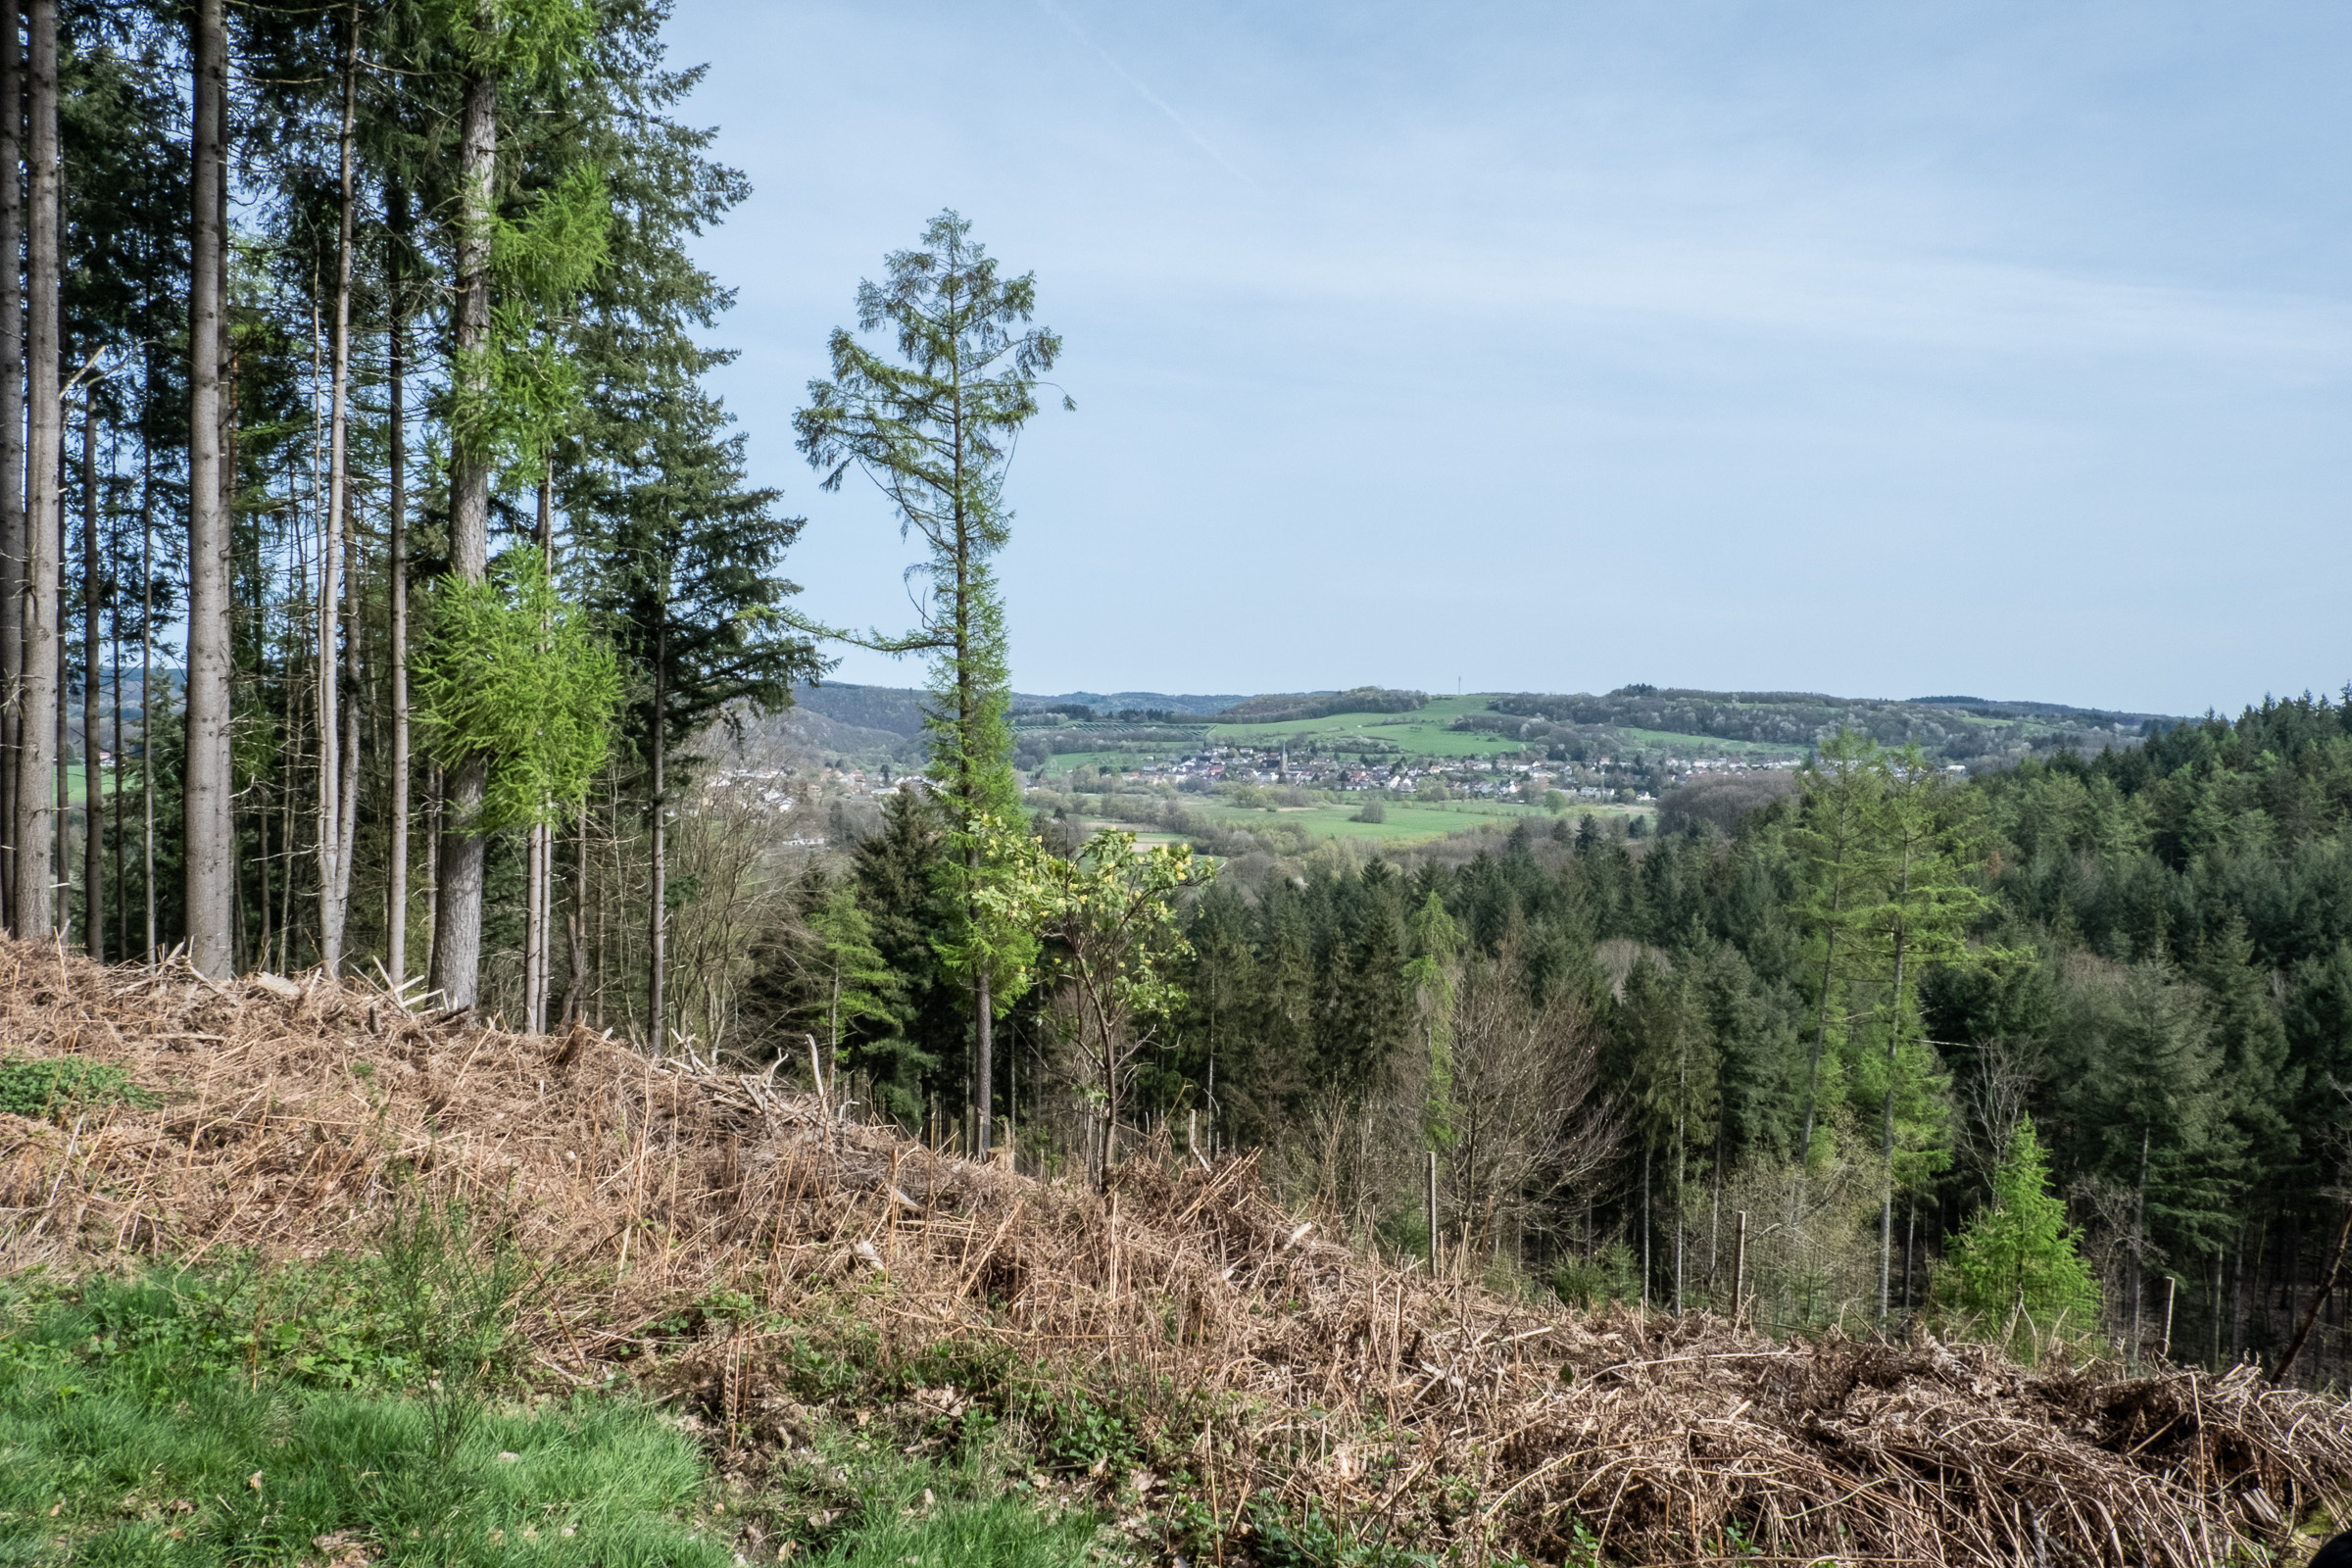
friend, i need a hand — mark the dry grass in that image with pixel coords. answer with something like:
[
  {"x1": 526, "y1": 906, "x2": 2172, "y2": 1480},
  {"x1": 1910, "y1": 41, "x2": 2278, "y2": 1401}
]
[{"x1": 2, "y1": 937, "x2": 2348, "y2": 1566}]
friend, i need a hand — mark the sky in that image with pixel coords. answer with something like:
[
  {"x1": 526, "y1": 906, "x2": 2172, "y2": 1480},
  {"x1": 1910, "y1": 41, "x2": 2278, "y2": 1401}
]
[{"x1": 657, "y1": 1, "x2": 2352, "y2": 716}]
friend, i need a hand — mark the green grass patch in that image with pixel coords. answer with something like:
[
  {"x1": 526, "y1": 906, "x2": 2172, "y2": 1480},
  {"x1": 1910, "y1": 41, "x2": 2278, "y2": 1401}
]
[
  {"x1": 772, "y1": 1438, "x2": 1105, "y2": 1568},
  {"x1": 0, "y1": 1281, "x2": 724, "y2": 1568},
  {"x1": 1032, "y1": 751, "x2": 1148, "y2": 778},
  {"x1": 0, "y1": 1243, "x2": 1119, "y2": 1568}
]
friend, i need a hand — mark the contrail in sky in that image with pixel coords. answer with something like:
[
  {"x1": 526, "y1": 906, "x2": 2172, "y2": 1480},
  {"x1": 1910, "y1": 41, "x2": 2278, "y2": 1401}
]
[{"x1": 1035, "y1": 0, "x2": 1250, "y2": 182}]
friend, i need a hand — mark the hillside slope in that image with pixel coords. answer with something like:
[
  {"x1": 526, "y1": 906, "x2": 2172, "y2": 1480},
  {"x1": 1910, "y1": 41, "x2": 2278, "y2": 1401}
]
[{"x1": 2, "y1": 945, "x2": 2346, "y2": 1566}]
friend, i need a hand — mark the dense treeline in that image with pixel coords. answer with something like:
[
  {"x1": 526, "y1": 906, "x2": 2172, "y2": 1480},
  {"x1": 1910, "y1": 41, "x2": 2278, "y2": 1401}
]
[
  {"x1": 16, "y1": 0, "x2": 818, "y2": 1033},
  {"x1": 807, "y1": 696, "x2": 2352, "y2": 1385},
  {"x1": 1486, "y1": 685, "x2": 2158, "y2": 765}
]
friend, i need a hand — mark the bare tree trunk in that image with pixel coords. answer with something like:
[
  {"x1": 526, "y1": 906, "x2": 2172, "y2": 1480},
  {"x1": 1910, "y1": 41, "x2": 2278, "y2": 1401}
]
[
  {"x1": 1880, "y1": 846, "x2": 1916, "y2": 1322},
  {"x1": 109, "y1": 482, "x2": 122, "y2": 959},
  {"x1": 315, "y1": 4, "x2": 359, "y2": 973},
  {"x1": 422, "y1": 761, "x2": 440, "y2": 978},
  {"x1": 181, "y1": 0, "x2": 231, "y2": 974},
  {"x1": 77, "y1": 390, "x2": 95, "y2": 957},
  {"x1": 51, "y1": 566, "x2": 63, "y2": 938},
  {"x1": 559, "y1": 801, "x2": 585, "y2": 1025},
  {"x1": 2130, "y1": 1127, "x2": 2150, "y2": 1366},
  {"x1": 0, "y1": 0, "x2": 24, "y2": 929},
  {"x1": 140, "y1": 417, "x2": 152, "y2": 957},
  {"x1": 427, "y1": 62, "x2": 495, "y2": 1011},
  {"x1": 1642, "y1": 1142, "x2": 1652, "y2": 1309},
  {"x1": 524, "y1": 820, "x2": 543, "y2": 1030},
  {"x1": 12, "y1": 0, "x2": 54, "y2": 938},
  {"x1": 647, "y1": 605, "x2": 665, "y2": 1051},
  {"x1": 383, "y1": 185, "x2": 409, "y2": 986},
  {"x1": 525, "y1": 467, "x2": 553, "y2": 1033},
  {"x1": 975, "y1": 968, "x2": 993, "y2": 1155}
]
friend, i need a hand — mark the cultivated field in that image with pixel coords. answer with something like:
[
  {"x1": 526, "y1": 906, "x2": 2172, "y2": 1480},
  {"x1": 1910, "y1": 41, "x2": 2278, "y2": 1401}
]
[{"x1": 1205, "y1": 693, "x2": 1532, "y2": 756}]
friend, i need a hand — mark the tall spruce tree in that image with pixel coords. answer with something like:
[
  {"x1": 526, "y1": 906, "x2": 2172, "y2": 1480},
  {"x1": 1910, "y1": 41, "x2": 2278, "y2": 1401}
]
[{"x1": 794, "y1": 211, "x2": 1069, "y2": 1157}]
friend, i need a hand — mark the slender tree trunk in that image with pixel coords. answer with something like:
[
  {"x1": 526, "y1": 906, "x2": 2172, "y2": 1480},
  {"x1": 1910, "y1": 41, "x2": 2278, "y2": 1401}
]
[
  {"x1": 315, "y1": 6, "x2": 358, "y2": 973},
  {"x1": 384, "y1": 186, "x2": 409, "y2": 987},
  {"x1": 422, "y1": 761, "x2": 440, "y2": 978},
  {"x1": 77, "y1": 392, "x2": 96, "y2": 957},
  {"x1": 560, "y1": 801, "x2": 585, "y2": 1024},
  {"x1": 336, "y1": 488, "x2": 358, "y2": 947},
  {"x1": 647, "y1": 605, "x2": 665, "y2": 1051},
  {"x1": 427, "y1": 64, "x2": 496, "y2": 1010},
  {"x1": 1673, "y1": 1107, "x2": 1686, "y2": 1312},
  {"x1": 140, "y1": 427, "x2": 153, "y2": 958},
  {"x1": 524, "y1": 468, "x2": 554, "y2": 1033},
  {"x1": 2131, "y1": 1127, "x2": 2151, "y2": 1366},
  {"x1": 1798, "y1": 924, "x2": 1840, "y2": 1158},
  {"x1": 181, "y1": 0, "x2": 231, "y2": 974},
  {"x1": 0, "y1": 0, "x2": 23, "y2": 928},
  {"x1": 1903, "y1": 1202, "x2": 1917, "y2": 1312},
  {"x1": 1642, "y1": 1142, "x2": 1653, "y2": 1309},
  {"x1": 1880, "y1": 845, "x2": 1916, "y2": 1321},
  {"x1": 108, "y1": 502, "x2": 121, "y2": 958},
  {"x1": 12, "y1": 0, "x2": 54, "y2": 938},
  {"x1": 524, "y1": 821, "x2": 541, "y2": 1028},
  {"x1": 51, "y1": 551, "x2": 62, "y2": 940}
]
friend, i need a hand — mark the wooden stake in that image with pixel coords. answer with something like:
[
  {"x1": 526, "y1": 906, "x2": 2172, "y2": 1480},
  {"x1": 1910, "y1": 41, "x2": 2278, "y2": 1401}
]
[
  {"x1": 1425, "y1": 1150, "x2": 1438, "y2": 1277},
  {"x1": 1733, "y1": 1209, "x2": 1748, "y2": 1327}
]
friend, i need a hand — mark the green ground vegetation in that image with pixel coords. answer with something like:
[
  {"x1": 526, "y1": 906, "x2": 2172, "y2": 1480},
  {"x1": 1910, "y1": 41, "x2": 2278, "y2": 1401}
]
[{"x1": 0, "y1": 1229, "x2": 1123, "y2": 1568}]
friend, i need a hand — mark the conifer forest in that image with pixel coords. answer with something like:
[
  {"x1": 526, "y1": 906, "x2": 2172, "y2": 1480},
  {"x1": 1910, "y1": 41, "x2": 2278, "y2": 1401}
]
[{"x1": 8, "y1": 0, "x2": 2352, "y2": 1485}]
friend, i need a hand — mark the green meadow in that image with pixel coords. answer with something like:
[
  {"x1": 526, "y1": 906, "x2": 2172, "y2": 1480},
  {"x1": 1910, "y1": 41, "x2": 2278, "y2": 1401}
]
[{"x1": 1204, "y1": 694, "x2": 1530, "y2": 757}]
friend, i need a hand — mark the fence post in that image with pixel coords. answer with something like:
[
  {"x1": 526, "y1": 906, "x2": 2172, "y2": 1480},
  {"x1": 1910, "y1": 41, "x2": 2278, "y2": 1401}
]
[
  {"x1": 1732, "y1": 1209, "x2": 1748, "y2": 1328},
  {"x1": 1425, "y1": 1151, "x2": 1438, "y2": 1277}
]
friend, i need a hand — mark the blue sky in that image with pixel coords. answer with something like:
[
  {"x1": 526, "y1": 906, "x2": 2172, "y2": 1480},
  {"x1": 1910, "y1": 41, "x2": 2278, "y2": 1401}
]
[{"x1": 660, "y1": 1, "x2": 2352, "y2": 715}]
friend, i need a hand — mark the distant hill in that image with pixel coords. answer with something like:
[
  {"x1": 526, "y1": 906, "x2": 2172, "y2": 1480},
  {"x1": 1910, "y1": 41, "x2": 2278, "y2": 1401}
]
[
  {"x1": 793, "y1": 683, "x2": 1254, "y2": 736},
  {"x1": 1481, "y1": 686, "x2": 2183, "y2": 767},
  {"x1": 790, "y1": 682, "x2": 928, "y2": 739},
  {"x1": 1909, "y1": 694, "x2": 2179, "y2": 727},
  {"x1": 788, "y1": 679, "x2": 2191, "y2": 773},
  {"x1": 1213, "y1": 687, "x2": 1427, "y2": 723},
  {"x1": 1013, "y1": 690, "x2": 1249, "y2": 717}
]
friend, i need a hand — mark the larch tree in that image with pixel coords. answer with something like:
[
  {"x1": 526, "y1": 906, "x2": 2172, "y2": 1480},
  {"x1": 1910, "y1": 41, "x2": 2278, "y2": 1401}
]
[
  {"x1": 793, "y1": 210, "x2": 1069, "y2": 1157},
  {"x1": 1855, "y1": 743, "x2": 1998, "y2": 1319},
  {"x1": 1791, "y1": 726, "x2": 1886, "y2": 1162},
  {"x1": 426, "y1": 0, "x2": 597, "y2": 1011}
]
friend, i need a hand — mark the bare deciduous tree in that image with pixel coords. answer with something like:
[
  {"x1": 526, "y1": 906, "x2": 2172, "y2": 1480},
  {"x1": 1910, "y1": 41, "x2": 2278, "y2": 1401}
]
[{"x1": 1441, "y1": 946, "x2": 1621, "y2": 1262}]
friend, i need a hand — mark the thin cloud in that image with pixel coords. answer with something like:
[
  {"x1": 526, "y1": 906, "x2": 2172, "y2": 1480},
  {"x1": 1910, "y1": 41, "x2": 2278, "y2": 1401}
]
[{"x1": 1035, "y1": 0, "x2": 1250, "y2": 183}]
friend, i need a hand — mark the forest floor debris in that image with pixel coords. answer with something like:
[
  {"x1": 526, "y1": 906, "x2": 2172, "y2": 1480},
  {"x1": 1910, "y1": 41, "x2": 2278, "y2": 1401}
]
[{"x1": 2, "y1": 938, "x2": 2348, "y2": 1566}]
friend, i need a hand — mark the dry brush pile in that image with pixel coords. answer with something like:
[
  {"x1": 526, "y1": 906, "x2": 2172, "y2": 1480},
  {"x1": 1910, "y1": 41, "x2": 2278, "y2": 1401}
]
[{"x1": 1, "y1": 938, "x2": 2347, "y2": 1566}]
